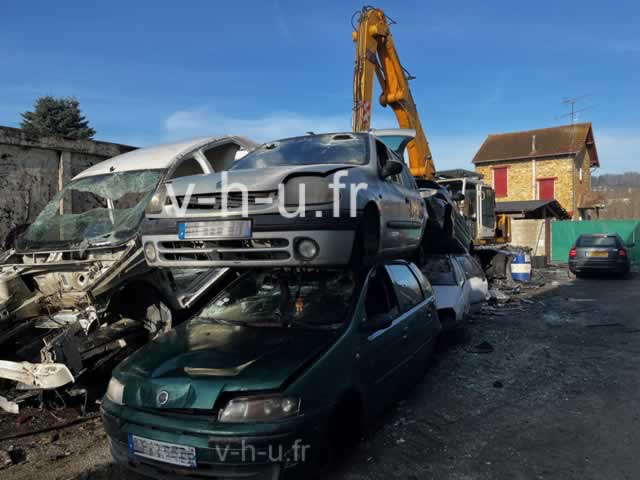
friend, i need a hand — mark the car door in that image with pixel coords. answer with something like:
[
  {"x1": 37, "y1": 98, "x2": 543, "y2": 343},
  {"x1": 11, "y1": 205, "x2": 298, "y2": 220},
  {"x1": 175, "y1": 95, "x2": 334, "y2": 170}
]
[
  {"x1": 374, "y1": 140, "x2": 410, "y2": 251},
  {"x1": 451, "y1": 258, "x2": 471, "y2": 319},
  {"x1": 357, "y1": 265, "x2": 409, "y2": 414},
  {"x1": 387, "y1": 263, "x2": 439, "y2": 368}
]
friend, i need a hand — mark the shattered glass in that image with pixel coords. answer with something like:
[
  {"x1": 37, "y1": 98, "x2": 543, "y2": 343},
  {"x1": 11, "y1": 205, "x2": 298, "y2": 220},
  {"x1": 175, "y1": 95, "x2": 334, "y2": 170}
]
[
  {"x1": 422, "y1": 255, "x2": 457, "y2": 286},
  {"x1": 17, "y1": 170, "x2": 162, "y2": 251},
  {"x1": 230, "y1": 133, "x2": 368, "y2": 169}
]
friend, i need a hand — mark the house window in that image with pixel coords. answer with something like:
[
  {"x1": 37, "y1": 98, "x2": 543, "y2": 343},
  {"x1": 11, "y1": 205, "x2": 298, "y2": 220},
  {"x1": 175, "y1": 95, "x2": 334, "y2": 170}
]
[
  {"x1": 538, "y1": 178, "x2": 555, "y2": 200},
  {"x1": 494, "y1": 167, "x2": 508, "y2": 197}
]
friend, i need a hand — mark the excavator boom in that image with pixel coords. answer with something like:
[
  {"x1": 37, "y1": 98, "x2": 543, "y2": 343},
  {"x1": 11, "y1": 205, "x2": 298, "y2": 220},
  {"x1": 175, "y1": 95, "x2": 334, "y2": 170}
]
[{"x1": 352, "y1": 6, "x2": 435, "y2": 178}]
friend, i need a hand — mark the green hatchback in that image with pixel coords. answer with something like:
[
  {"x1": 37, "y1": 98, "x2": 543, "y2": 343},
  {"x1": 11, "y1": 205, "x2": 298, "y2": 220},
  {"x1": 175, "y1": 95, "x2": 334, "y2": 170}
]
[{"x1": 102, "y1": 260, "x2": 441, "y2": 479}]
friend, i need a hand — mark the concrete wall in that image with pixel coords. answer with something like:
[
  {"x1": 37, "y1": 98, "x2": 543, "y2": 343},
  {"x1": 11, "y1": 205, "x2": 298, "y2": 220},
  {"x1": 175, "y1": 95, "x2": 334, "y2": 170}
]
[
  {"x1": 511, "y1": 219, "x2": 547, "y2": 256},
  {"x1": 0, "y1": 126, "x2": 135, "y2": 242},
  {"x1": 476, "y1": 154, "x2": 580, "y2": 219}
]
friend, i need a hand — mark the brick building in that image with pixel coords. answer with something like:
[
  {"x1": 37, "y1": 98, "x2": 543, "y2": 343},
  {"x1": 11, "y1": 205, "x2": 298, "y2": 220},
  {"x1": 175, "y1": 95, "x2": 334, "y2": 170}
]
[{"x1": 473, "y1": 123, "x2": 600, "y2": 219}]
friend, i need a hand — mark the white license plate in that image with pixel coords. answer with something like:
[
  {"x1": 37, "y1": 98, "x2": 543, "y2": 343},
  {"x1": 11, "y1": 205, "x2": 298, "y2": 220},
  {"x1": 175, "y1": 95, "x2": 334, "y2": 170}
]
[
  {"x1": 128, "y1": 433, "x2": 196, "y2": 468},
  {"x1": 178, "y1": 220, "x2": 251, "y2": 240}
]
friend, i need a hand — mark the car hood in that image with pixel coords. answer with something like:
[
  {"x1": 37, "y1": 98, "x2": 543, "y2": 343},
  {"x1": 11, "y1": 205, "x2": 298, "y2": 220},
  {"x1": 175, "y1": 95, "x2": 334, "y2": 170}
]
[
  {"x1": 167, "y1": 164, "x2": 358, "y2": 197},
  {"x1": 116, "y1": 318, "x2": 338, "y2": 409}
]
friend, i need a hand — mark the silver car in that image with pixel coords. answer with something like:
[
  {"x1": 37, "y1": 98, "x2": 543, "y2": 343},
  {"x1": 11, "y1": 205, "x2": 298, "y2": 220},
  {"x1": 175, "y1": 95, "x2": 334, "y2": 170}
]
[{"x1": 142, "y1": 132, "x2": 427, "y2": 268}]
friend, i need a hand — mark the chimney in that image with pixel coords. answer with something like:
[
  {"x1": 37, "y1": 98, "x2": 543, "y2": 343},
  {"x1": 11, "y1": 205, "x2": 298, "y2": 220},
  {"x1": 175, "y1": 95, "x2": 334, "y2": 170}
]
[{"x1": 531, "y1": 135, "x2": 537, "y2": 153}]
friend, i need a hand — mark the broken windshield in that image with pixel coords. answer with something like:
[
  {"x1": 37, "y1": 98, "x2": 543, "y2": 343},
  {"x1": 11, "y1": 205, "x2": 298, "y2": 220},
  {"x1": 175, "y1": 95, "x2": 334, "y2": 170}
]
[
  {"x1": 230, "y1": 133, "x2": 368, "y2": 170},
  {"x1": 199, "y1": 270, "x2": 356, "y2": 328},
  {"x1": 17, "y1": 170, "x2": 163, "y2": 251}
]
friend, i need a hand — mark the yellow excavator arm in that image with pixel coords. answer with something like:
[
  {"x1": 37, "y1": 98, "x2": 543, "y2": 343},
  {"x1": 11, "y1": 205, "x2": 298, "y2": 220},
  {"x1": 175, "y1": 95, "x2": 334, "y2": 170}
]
[{"x1": 352, "y1": 6, "x2": 435, "y2": 179}]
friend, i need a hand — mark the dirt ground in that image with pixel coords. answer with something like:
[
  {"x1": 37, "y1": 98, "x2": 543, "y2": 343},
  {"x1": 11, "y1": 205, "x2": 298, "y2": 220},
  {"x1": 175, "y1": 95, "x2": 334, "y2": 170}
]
[{"x1": 1, "y1": 266, "x2": 639, "y2": 480}]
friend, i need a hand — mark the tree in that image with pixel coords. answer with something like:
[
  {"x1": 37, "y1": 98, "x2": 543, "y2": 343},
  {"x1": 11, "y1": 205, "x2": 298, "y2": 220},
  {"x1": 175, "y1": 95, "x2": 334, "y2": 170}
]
[{"x1": 20, "y1": 96, "x2": 96, "y2": 139}]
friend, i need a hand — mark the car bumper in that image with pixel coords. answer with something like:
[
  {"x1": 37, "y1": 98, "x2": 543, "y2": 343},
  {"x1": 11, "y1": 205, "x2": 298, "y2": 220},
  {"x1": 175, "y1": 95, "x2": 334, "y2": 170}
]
[
  {"x1": 102, "y1": 401, "x2": 329, "y2": 479},
  {"x1": 141, "y1": 211, "x2": 359, "y2": 268},
  {"x1": 569, "y1": 258, "x2": 630, "y2": 273}
]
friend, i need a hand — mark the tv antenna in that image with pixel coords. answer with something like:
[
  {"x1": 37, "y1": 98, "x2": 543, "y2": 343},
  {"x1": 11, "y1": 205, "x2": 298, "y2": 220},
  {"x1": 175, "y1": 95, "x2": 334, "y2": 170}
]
[{"x1": 556, "y1": 95, "x2": 592, "y2": 124}]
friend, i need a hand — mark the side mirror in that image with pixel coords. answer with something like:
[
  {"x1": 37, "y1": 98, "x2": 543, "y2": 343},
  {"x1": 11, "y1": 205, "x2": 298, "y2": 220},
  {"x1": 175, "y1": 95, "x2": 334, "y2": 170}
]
[
  {"x1": 360, "y1": 313, "x2": 393, "y2": 333},
  {"x1": 627, "y1": 242, "x2": 636, "y2": 248},
  {"x1": 381, "y1": 160, "x2": 403, "y2": 179},
  {"x1": 452, "y1": 191, "x2": 465, "y2": 202}
]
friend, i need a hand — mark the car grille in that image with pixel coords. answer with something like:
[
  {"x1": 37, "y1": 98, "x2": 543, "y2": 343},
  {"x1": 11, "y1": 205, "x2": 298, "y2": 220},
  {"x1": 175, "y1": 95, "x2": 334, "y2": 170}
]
[
  {"x1": 174, "y1": 191, "x2": 277, "y2": 211},
  {"x1": 157, "y1": 238, "x2": 291, "y2": 262}
]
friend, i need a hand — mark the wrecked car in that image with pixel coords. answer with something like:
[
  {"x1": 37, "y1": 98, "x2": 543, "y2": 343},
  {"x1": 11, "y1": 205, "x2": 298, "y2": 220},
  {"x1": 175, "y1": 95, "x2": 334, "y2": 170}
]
[
  {"x1": 421, "y1": 254, "x2": 470, "y2": 342},
  {"x1": 453, "y1": 254, "x2": 490, "y2": 312},
  {"x1": 102, "y1": 261, "x2": 440, "y2": 478},
  {"x1": 0, "y1": 135, "x2": 256, "y2": 395},
  {"x1": 141, "y1": 132, "x2": 427, "y2": 268}
]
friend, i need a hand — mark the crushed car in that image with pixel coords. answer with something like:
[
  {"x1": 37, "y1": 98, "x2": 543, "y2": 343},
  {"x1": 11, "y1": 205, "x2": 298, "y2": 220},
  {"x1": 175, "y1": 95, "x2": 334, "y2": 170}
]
[
  {"x1": 421, "y1": 254, "x2": 471, "y2": 342},
  {"x1": 0, "y1": 135, "x2": 256, "y2": 398},
  {"x1": 102, "y1": 261, "x2": 441, "y2": 478},
  {"x1": 141, "y1": 131, "x2": 427, "y2": 268},
  {"x1": 453, "y1": 254, "x2": 489, "y2": 312}
]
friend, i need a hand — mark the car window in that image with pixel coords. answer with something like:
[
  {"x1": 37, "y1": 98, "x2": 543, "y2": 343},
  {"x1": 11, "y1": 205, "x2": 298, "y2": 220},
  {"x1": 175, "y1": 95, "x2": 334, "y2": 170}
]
[
  {"x1": 422, "y1": 256, "x2": 457, "y2": 286},
  {"x1": 231, "y1": 134, "x2": 368, "y2": 169},
  {"x1": 455, "y1": 255, "x2": 484, "y2": 279},
  {"x1": 170, "y1": 157, "x2": 205, "y2": 179},
  {"x1": 387, "y1": 264, "x2": 425, "y2": 312},
  {"x1": 576, "y1": 235, "x2": 619, "y2": 248},
  {"x1": 364, "y1": 267, "x2": 400, "y2": 321},
  {"x1": 399, "y1": 165, "x2": 417, "y2": 190},
  {"x1": 376, "y1": 140, "x2": 402, "y2": 184},
  {"x1": 199, "y1": 270, "x2": 356, "y2": 328}
]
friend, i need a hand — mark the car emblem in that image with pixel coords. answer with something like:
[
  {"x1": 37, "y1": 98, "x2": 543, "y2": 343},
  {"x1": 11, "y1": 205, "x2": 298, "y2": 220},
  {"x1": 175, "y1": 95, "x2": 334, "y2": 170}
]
[{"x1": 157, "y1": 390, "x2": 169, "y2": 406}]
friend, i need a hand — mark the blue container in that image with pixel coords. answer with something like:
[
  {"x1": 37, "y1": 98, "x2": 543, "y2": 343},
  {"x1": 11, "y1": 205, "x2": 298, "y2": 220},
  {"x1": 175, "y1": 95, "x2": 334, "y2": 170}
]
[{"x1": 511, "y1": 254, "x2": 532, "y2": 282}]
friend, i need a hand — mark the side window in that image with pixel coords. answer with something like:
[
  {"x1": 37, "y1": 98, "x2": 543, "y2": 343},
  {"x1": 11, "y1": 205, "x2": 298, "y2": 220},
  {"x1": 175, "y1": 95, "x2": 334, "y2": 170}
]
[
  {"x1": 364, "y1": 267, "x2": 400, "y2": 322},
  {"x1": 452, "y1": 260, "x2": 466, "y2": 287},
  {"x1": 399, "y1": 163, "x2": 417, "y2": 190},
  {"x1": 170, "y1": 157, "x2": 205, "y2": 179},
  {"x1": 376, "y1": 140, "x2": 401, "y2": 184},
  {"x1": 387, "y1": 264, "x2": 425, "y2": 313}
]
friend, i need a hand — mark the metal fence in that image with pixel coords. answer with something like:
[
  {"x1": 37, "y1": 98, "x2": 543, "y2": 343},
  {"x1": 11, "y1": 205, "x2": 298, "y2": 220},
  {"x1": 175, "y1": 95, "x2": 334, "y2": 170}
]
[{"x1": 551, "y1": 219, "x2": 640, "y2": 264}]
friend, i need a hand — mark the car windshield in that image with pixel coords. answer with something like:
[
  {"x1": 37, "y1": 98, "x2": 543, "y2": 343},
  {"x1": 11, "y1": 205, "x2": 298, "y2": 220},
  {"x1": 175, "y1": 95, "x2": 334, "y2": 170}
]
[
  {"x1": 577, "y1": 236, "x2": 618, "y2": 248},
  {"x1": 17, "y1": 170, "x2": 163, "y2": 251},
  {"x1": 422, "y1": 256, "x2": 457, "y2": 286},
  {"x1": 198, "y1": 269, "x2": 356, "y2": 328},
  {"x1": 230, "y1": 133, "x2": 368, "y2": 170}
]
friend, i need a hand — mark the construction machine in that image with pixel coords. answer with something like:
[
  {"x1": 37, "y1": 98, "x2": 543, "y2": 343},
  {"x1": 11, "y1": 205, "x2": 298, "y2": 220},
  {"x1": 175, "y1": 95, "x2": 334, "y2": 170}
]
[{"x1": 351, "y1": 6, "x2": 507, "y2": 247}]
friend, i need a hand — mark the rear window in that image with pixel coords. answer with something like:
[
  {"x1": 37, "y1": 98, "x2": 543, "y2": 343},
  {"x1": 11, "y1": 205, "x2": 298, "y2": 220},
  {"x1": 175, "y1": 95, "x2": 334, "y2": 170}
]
[
  {"x1": 421, "y1": 256, "x2": 457, "y2": 286},
  {"x1": 577, "y1": 236, "x2": 619, "y2": 248}
]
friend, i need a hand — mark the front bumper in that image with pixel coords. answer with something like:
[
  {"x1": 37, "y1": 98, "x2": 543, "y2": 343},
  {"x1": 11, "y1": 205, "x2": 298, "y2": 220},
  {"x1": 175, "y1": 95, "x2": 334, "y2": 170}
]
[
  {"x1": 141, "y1": 211, "x2": 359, "y2": 268},
  {"x1": 0, "y1": 360, "x2": 74, "y2": 389},
  {"x1": 102, "y1": 401, "x2": 327, "y2": 479}
]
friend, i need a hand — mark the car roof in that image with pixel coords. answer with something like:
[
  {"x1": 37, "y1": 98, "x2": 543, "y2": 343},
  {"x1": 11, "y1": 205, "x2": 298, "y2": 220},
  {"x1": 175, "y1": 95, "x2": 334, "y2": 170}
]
[{"x1": 73, "y1": 135, "x2": 255, "y2": 180}]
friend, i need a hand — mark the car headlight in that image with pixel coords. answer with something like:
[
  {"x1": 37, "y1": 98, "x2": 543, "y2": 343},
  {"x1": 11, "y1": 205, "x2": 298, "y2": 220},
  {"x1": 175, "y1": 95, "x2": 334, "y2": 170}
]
[
  {"x1": 218, "y1": 395, "x2": 300, "y2": 423},
  {"x1": 105, "y1": 377, "x2": 125, "y2": 405},
  {"x1": 145, "y1": 184, "x2": 168, "y2": 215},
  {"x1": 284, "y1": 176, "x2": 332, "y2": 206}
]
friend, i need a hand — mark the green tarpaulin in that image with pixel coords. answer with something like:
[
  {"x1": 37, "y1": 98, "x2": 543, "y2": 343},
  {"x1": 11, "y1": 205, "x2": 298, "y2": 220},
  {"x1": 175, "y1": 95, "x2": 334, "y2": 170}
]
[{"x1": 552, "y1": 220, "x2": 640, "y2": 264}]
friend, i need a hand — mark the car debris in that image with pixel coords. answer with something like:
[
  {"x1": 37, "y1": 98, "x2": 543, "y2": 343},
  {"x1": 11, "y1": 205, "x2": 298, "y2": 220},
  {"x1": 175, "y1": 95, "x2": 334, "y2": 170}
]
[
  {"x1": 0, "y1": 394, "x2": 19, "y2": 414},
  {"x1": 0, "y1": 136, "x2": 255, "y2": 398},
  {"x1": 142, "y1": 131, "x2": 427, "y2": 268}
]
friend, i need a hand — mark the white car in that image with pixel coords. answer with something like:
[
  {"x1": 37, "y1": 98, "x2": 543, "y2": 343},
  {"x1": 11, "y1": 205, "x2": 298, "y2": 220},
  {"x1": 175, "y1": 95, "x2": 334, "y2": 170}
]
[
  {"x1": 421, "y1": 254, "x2": 471, "y2": 341},
  {"x1": 453, "y1": 254, "x2": 489, "y2": 312}
]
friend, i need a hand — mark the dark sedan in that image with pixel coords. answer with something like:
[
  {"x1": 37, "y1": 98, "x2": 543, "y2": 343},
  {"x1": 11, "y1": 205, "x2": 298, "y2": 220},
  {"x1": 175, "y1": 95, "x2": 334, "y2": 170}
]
[{"x1": 568, "y1": 233, "x2": 631, "y2": 277}]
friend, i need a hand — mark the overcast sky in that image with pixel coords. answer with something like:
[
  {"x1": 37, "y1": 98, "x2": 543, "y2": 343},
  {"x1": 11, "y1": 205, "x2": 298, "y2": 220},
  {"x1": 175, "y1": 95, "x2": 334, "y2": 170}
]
[{"x1": 2, "y1": 0, "x2": 639, "y2": 174}]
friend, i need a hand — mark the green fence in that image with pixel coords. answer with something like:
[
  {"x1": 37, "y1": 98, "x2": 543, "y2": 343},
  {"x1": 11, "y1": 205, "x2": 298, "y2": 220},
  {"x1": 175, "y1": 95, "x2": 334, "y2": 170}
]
[{"x1": 552, "y1": 220, "x2": 640, "y2": 264}]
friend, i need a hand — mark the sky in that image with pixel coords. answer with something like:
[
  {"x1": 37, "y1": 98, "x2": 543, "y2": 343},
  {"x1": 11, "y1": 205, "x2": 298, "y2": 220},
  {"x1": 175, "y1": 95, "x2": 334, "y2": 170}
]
[{"x1": 1, "y1": 0, "x2": 639, "y2": 174}]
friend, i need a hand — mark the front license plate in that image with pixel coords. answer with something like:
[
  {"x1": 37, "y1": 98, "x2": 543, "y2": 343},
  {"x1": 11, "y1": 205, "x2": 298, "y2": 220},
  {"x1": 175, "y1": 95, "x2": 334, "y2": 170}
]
[
  {"x1": 587, "y1": 250, "x2": 608, "y2": 257},
  {"x1": 178, "y1": 220, "x2": 251, "y2": 240},
  {"x1": 128, "y1": 433, "x2": 196, "y2": 468}
]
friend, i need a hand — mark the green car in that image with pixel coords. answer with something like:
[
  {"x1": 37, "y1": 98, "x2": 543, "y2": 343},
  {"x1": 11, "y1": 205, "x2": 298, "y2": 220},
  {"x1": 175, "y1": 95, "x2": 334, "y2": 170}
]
[{"x1": 101, "y1": 260, "x2": 441, "y2": 479}]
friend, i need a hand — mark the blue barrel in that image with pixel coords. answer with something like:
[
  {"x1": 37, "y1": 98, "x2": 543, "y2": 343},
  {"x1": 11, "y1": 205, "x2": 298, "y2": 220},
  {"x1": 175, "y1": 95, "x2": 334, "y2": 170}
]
[{"x1": 511, "y1": 254, "x2": 532, "y2": 282}]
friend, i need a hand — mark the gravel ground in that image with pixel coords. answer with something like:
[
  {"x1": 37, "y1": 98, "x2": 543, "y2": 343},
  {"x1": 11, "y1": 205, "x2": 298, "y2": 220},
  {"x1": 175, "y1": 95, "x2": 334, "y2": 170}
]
[{"x1": 1, "y1": 266, "x2": 639, "y2": 480}]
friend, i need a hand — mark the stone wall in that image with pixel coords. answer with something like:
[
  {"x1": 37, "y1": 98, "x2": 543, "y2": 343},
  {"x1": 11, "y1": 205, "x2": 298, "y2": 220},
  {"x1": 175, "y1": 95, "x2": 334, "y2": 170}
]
[
  {"x1": 0, "y1": 126, "x2": 136, "y2": 242},
  {"x1": 511, "y1": 219, "x2": 547, "y2": 256},
  {"x1": 476, "y1": 153, "x2": 580, "y2": 218}
]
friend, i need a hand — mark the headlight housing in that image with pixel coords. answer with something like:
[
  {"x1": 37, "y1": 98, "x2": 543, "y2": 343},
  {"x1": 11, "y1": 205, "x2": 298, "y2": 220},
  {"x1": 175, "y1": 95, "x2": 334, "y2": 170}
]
[
  {"x1": 105, "y1": 377, "x2": 125, "y2": 405},
  {"x1": 284, "y1": 176, "x2": 332, "y2": 206},
  {"x1": 218, "y1": 395, "x2": 300, "y2": 423},
  {"x1": 145, "y1": 184, "x2": 168, "y2": 215}
]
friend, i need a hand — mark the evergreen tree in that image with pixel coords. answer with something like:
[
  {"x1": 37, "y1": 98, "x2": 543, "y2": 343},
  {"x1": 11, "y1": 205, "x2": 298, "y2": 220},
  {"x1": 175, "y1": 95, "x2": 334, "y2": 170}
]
[{"x1": 20, "y1": 96, "x2": 96, "y2": 139}]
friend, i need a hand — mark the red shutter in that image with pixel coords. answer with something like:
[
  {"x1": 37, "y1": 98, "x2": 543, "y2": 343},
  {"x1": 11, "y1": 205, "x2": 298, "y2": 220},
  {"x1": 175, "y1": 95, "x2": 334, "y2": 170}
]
[
  {"x1": 494, "y1": 167, "x2": 508, "y2": 197},
  {"x1": 539, "y1": 179, "x2": 555, "y2": 200}
]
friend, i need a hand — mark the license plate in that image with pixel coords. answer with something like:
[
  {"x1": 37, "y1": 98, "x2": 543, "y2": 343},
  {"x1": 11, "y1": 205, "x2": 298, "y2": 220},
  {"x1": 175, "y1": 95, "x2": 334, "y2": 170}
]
[
  {"x1": 178, "y1": 220, "x2": 251, "y2": 240},
  {"x1": 128, "y1": 433, "x2": 196, "y2": 468},
  {"x1": 587, "y1": 251, "x2": 608, "y2": 257}
]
